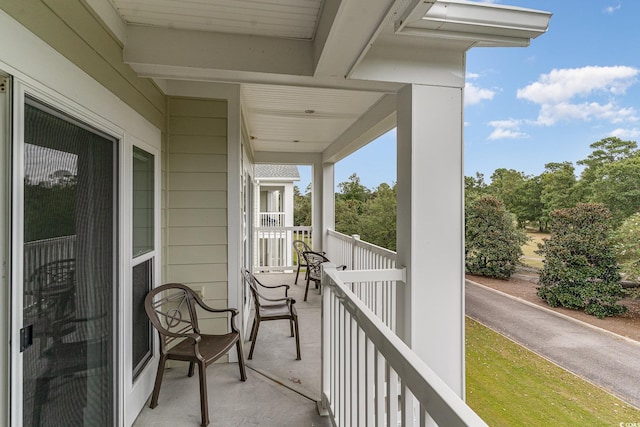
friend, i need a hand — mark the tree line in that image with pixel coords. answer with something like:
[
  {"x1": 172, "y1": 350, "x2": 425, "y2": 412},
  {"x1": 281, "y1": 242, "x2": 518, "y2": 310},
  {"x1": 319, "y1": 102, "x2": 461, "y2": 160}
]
[
  {"x1": 294, "y1": 173, "x2": 397, "y2": 251},
  {"x1": 294, "y1": 136, "x2": 640, "y2": 317}
]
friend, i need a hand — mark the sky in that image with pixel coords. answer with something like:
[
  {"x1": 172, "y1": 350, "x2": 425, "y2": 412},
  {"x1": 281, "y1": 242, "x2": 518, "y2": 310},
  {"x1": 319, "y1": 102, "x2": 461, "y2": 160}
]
[{"x1": 300, "y1": 0, "x2": 640, "y2": 191}]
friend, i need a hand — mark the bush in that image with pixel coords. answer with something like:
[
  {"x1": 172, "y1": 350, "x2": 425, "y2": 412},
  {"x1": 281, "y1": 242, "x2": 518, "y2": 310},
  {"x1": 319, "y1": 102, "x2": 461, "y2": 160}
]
[
  {"x1": 536, "y1": 203, "x2": 627, "y2": 318},
  {"x1": 612, "y1": 212, "x2": 640, "y2": 298},
  {"x1": 465, "y1": 195, "x2": 528, "y2": 279}
]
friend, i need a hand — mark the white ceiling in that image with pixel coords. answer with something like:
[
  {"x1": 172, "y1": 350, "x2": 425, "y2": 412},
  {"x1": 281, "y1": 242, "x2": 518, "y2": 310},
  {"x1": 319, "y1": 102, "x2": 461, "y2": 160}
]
[
  {"x1": 243, "y1": 84, "x2": 385, "y2": 153},
  {"x1": 101, "y1": 0, "x2": 550, "y2": 158},
  {"x1": 111, "y1": 0, "x2": 324, "y2": 39}
]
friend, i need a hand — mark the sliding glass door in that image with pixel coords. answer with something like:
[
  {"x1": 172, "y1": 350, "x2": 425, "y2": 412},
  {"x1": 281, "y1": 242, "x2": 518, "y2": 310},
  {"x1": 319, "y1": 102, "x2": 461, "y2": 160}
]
[{"x1": 21, "y1": 97, "x2": 117, "y2": 426}]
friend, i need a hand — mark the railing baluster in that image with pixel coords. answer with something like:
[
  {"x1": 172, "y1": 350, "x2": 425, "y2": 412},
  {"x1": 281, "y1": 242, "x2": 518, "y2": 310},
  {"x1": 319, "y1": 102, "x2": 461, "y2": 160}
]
[{"x1": 321, "y1": 266, "x2": 487, "y2": 427}]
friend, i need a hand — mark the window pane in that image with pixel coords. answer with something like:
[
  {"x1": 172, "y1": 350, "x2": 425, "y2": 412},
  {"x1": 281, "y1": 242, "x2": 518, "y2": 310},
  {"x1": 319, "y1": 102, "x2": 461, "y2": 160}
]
[
  {"x1": 132, "y1": 259, "x2": 153, "y2": 380},
  {"x1": 133, "y1": 147, "x2": 154, "y2": 257}
]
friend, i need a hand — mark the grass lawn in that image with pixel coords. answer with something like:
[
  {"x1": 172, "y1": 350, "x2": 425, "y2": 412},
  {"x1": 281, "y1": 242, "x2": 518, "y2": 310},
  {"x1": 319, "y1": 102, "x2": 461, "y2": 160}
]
[
  {"x1": 466, "y1": 317, "x2": 640, "y2": 426},
  {"x1": 520, "y1": 231, "x2": 549, "y2": 269}
]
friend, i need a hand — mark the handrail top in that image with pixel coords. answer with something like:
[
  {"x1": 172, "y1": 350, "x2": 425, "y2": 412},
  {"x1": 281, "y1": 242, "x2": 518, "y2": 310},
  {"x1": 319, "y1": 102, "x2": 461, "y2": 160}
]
[{"x1": 322, "y1": 265, "x2": 487, "y2": 427}]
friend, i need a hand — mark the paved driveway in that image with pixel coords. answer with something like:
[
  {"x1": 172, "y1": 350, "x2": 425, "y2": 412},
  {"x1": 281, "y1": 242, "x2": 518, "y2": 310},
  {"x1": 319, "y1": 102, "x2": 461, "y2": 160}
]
[{"x1": 466, "y1": 279, "x2": 640, "y2": 409}]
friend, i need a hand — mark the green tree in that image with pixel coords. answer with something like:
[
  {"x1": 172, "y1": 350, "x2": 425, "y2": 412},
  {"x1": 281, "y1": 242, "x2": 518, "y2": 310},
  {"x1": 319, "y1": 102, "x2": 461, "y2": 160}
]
[
  {"x1": 465, "y1": 172, "x2": 488, "y2": 202},
  {"x1": 588, "y1": 154, "x2": 640, "y2": 227},
  {"x1": 488, "y1": 168, "x2": 526, "y2": 213},
  {"x1": 576, "y1": 137, "x2": 638, "y2": 201},
  {"x1": 540, "y1": 161, "x2": 577, "y2": 230},
  {"x1": 512, "y1": 176, "x2": 544, "y2": 230},
  {"x1": 360, "y1": 183, "x2": 397, "y2": 251},
  {"x1": 293, "y1": 184, "x2": 311, "y2": 226},
  {"x1": 465, "y1": 195, "x2": 528, "y2": 279},
  {"x1": 335, "y1": 198, "x2": 363, "y2": 237},
  {"x1": 337, "y1": 173, "x2": 371, "y2": 203},
  {"x1": 611, "y1": 212, "x2": 640, "y2": 291},
  {"x1": 536, "y1": 203, "x2": 626, "y2": 318}
]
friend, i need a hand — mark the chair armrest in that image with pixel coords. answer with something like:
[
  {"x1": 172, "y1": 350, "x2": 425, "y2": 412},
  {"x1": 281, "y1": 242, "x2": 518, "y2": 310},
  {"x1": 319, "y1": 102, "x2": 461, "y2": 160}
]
[{"x1": 259, "y1": 295, "x2": 295, "y2": 304}]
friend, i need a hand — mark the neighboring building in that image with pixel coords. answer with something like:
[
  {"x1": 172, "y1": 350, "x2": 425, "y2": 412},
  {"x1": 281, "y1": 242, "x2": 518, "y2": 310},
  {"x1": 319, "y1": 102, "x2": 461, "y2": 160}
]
[
  {"x1": 0, "y1": 1, "x2": 550, "y2": 425},
  {"x1": 254, "y1": 164, "x2": 300, "y2": 270}
]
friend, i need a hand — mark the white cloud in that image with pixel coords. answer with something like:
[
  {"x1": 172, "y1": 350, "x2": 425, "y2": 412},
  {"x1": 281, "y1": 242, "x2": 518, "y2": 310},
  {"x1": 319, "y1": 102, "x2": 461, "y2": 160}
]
[
  {"x1": 517, "y1": 66, "x2": 638, "y2": 104},
  {"x1": 537, "y1": 102, "x2": 638, "y2": 126},
  {"x1": 604, "y1": 4, "x2": 621, "y2": 14},
  {"x1": 610, "y1": 127, "x2": 640, "y2": 139},
  {"x1": 487, "y1": 119, "x2": 528, "y2": 140},
  {"x1": 515, "y1": 65, "x2": 639, "y2": 126},
  {"x1": 465, "y1": 82, "x2": 495, "y2": 106},
  {"x1": 467, "y1": 72, "x2": 480, "y2": 80}
]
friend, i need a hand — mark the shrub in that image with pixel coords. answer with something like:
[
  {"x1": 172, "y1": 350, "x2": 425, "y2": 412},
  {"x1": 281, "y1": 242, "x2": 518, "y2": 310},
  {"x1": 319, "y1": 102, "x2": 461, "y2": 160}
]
[
  {"x1": 536, "y1": 203, "x2": 626, "y2": 318},
  {"x1": 465, "y1": 195, "x2": 528, "y2": 279},
  {"x1": 612, "y1": 212, "x2": 640, "y2": 298}
]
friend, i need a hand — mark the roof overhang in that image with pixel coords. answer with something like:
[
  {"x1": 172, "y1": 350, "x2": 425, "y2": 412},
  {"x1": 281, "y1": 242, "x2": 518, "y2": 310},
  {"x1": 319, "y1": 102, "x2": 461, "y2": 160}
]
[
  {"x1": 86, "y1": 0, "x2": 551, "y2": 161},
  {"x1": 395, "y1": 0, "x2": 551, "y2": 48}
]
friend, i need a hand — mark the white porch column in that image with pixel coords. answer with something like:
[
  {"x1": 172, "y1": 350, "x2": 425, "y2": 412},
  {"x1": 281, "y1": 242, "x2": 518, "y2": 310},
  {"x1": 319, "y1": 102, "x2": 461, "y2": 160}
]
[
  {"x1": 311, "y1": 161, "x2": 323, "y2": 252},
  {"x1": 396, "y1": 84, "x2": 465, "y2": 397},
  {"x1": 322, "y1": 162, "x2": 335, "y2": 252}
]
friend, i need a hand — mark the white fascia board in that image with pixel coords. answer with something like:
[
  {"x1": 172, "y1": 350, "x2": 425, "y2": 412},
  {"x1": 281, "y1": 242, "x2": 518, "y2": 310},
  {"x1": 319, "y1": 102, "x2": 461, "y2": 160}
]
[
  {"x1": 323, "y1": 94, "x2": 396, "y2": 164},
  {"x1": 124, "y1": 25, "x2": 314, "y2": 77},
  {"x1": 398, "y1": 0, "x2": 551, "y2": 47},
  {"x1": 85, "y1": 0, "x2": 127, "y2": 45}
]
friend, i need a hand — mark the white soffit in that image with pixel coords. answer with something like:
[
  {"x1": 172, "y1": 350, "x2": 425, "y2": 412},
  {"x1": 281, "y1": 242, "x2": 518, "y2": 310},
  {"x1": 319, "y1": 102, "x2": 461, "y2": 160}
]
[
  {"x1": 243, "y1": 84, "x2": 384, "y2": 153},
  {"x1": 110, "y1": 0, "x2": 324, "y2": 40},
  {"x1": 396, "y1": 0, "x2": 551, "y2": 47}
]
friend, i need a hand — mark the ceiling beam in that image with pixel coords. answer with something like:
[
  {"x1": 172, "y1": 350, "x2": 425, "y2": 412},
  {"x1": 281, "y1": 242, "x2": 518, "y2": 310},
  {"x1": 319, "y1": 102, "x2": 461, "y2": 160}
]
[
  {"x1": 124, "y1": 25, "x2": 314, "y2": 77},
  {"x1": 323, "y1": 93, "x2": 396, "y2": 164},
  {"x1": 312, "y1": 0, "x2": 397, "y2": 79}
]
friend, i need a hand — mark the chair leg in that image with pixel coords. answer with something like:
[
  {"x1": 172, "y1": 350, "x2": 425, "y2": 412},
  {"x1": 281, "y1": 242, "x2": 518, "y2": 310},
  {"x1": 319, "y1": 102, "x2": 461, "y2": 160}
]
[
  {"x1": 150, "y1": 354, "x2": 168, "y2": 409},
  {"x1": 289, "y1": 319, "x2": 294, "y2": 337},
  {"x1": 236, "y1": 340, "x2": 247, "y2": 381},
  {"x1": 197, "y1": 361, "x2": 209, "y2": 427},
  {"x1": 249, "y1": 318, "x2": 257, "y2": 342},
  {"x1": 295, "y1": 264, "x2": 301, "y2": 284},
  {"x1": 293, "y1": 316, "x2": 301, "y2": 360},
  {"x1": 188, "y1": 361, "x2": 195, "y2": 377},
  {"x1": 248, "y1": 320, "x2": 260, "y2": 360},
  {"x1": 304, "y1": 277, "x2": 310, "y2": 302}
]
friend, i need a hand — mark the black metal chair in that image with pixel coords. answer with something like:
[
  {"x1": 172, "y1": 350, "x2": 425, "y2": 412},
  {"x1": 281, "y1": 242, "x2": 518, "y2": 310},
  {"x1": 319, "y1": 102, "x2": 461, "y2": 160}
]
[
  {"x1": 241, "y1": 269, "x2": 301, "y2": 360},
  {"x1": 301, "y1": 251, "x2": 346, "y2": 301},
  {"x1": 145, "y1": 283, "x2": 246, "y2": 427}
]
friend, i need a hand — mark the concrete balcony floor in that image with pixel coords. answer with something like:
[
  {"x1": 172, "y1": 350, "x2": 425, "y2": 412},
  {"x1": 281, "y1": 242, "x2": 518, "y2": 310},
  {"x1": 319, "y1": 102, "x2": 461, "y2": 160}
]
[{"x1": 134, "y1": 272, "x2": 331, "y2": 427}]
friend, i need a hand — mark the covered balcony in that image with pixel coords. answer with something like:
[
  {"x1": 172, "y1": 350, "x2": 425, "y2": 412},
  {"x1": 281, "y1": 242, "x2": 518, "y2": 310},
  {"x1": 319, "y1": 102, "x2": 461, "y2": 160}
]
[
  {"x1": 0, "y1": 0, "x2": 551, "y2": 425},
  {"x1": 134, "y1": 231, "x2": 485, "y2": 426}
]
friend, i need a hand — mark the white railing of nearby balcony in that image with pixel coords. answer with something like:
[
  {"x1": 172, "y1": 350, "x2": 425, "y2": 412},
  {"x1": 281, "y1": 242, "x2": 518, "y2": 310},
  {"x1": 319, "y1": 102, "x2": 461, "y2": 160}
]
[
  {"x1": 23, "y1": 235, "x2": 76, "y2": 280},
  {"x1": 254, "y1": 226, "x2": 312, "y2": 271},
  {"x1": 259, "y1": 211, "x2": 286, "y2": 227},
  {"x1": 321, "y1": 265, "x2": 487, "y2": 427},
  {"x1": 327, "y1": 229, "x2": 396, "y2": 271}
]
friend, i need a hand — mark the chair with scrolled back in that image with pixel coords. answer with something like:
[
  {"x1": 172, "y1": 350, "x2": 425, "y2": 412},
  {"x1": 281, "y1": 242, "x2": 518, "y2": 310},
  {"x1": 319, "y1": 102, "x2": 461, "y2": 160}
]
[
  {"x1": 145, "y1": 283, "x2": 246, "y2": 427},
  {"x1": 241, "y1": 268, "x2": 300, "y2": 360}
]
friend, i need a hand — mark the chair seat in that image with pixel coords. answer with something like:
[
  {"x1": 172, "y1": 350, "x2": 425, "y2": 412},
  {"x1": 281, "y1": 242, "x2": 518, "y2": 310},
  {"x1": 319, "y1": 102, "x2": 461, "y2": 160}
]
[
  {"x1": 259, "y1": 302, "x2": 297, "y2": 319},
  {"x1": 168, "y1": 332, "x2": 238, "y2": 364}
]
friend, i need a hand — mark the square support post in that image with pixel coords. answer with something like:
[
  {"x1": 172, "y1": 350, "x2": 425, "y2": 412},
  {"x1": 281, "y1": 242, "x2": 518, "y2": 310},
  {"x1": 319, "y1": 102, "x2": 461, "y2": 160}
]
[{"x1": 395, "y1": 84, "x2": 465, "y2": 397}]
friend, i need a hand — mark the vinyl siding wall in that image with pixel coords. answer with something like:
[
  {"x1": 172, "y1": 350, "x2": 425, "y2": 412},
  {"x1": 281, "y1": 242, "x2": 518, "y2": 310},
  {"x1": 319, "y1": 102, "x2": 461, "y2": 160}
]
[
  {"x1": 0, "y1": 0, "x2": 165, "y2": 129},
  {"x1": 167, "y1": 97, "x2": 230, "y2": 337}
]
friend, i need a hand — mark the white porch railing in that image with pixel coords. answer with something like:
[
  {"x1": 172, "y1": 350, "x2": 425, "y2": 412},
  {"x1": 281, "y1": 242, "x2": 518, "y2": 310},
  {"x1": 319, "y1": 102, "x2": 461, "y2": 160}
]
[
  {"x1": 254, "y1": 226, "x2": 312, "y2": 271},
  {"x1": 259, "y1": 211, "x2": 286, "y2": 227},
  {"x1": 327, "y1": 229, "x2": 396, "y2": 270},
  {"x1": 321, "y1": 265, "x2": 487, "y2": 427}
]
